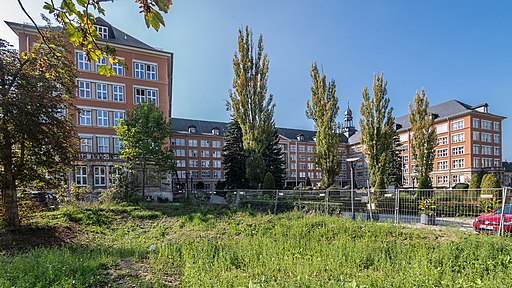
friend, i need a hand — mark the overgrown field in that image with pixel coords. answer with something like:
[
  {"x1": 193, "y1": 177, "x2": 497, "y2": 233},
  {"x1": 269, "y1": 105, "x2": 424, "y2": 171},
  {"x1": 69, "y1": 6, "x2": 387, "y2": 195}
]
[{"x1": 1, "y1": 203, "x2": 512, "y2": 287}]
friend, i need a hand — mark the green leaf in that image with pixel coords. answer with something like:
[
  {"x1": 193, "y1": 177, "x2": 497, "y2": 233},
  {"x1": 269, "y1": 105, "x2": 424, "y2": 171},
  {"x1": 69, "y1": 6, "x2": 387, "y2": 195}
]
[{"x1": 43, "y1": 2, "x2": 55, "y2": 13}]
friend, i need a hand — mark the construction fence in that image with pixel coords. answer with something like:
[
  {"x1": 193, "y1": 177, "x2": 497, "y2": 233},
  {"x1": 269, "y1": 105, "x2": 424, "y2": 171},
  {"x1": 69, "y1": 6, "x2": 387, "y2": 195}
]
[{"x1": 194, "y1": 187, "x2": 512, "y2": 235}]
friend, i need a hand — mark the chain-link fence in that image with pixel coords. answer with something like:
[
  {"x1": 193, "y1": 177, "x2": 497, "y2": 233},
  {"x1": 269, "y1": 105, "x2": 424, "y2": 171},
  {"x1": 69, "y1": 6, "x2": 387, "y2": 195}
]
[{"x1": 195, "y1": 187, "x2": 511, "y2": 235}]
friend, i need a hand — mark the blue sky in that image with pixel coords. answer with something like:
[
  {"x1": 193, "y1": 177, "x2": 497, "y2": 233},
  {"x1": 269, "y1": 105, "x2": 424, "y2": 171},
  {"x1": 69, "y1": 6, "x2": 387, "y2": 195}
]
[{"x1": 2, "y1": 1, "x2": 511, "y2": 159}]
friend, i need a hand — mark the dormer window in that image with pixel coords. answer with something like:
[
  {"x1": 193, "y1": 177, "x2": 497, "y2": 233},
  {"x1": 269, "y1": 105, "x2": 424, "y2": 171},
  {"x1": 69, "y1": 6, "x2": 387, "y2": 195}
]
[
  {"x1": 212, "y1": 128, "x2": 220, "y2": 135},
  {"x1": 95, "y1": 25, "x2": 108, "y2": 39},
  {"x1": 296, "y1": 134, "x2": 305, "y2": 141},
  {"x1": 188, "y1": 126, "x2": 197, "y2": 134}
]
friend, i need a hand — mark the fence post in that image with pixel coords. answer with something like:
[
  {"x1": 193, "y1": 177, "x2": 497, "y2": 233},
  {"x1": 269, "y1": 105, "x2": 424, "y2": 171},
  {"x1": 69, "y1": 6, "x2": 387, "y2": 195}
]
[
  {"x1": 274, "y1": 190, "x2": 279, "y2": 214},
  {"x1": 395, "y1": 188, "x2": 399, "y2": 224},
  {"x1": 235, "y1": 190, "x2": 240, "y2": 208},
  {"x1": 325, "y1": 189, "x2": 329, "y2": 215},
  {"x1": 499, "y1": 187, "x2": 507, "y2": 236}
]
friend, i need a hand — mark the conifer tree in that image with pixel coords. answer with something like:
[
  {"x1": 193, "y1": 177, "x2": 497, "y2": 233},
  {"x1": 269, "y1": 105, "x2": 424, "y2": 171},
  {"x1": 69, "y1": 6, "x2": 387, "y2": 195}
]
[
  {"x1": 385, "y1": 135, "x2": 403, "y2": 187},
  {"x1": 262, "y1": 128, "x2": 286, "y2": 189},
  {"x1": 409, "y1": 89, "x2": 436, "y2": 180},
  {"x1": 359, "y1": 73, "x2": 396, "y2": 190},
  {"x1": 306, "y1": 62, "x2": 340, "y2": 188},
  {"x1": 222, "y1": 119, "x2": 248, "y2": 189}
]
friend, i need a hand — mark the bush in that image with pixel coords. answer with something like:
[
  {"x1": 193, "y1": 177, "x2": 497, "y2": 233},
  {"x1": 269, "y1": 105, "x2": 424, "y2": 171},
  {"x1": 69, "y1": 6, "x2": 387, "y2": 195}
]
[
  {"x1": 469, "y1": 170, "x2": 485, "y2": 189},
  {"x1": 305, "y1": 177, "x2": 312, "y2": 187},
  {"x1": 417, "y1": 175, "x2": 433, "y2": 198},
  {"x1": 481, "y1": 174, "x2": 501, "y2": 189},
  {"x1": 452, "y1": 183, "x2": 469, "y2": 190},
  {"x1": 262, "y1": 172, "x2": 275, "y2": 190}
]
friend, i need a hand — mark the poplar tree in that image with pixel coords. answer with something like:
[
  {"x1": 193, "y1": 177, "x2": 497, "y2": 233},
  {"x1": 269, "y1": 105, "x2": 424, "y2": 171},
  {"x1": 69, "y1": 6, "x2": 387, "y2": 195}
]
[
  {"x1": 359, "y1": 73, "x2": 396, "y2": 190},
  {"x1": 222, "y1": 119, "x2": 248, "y2": 189},
  {"x1": 228, "y1": 26, "x2": 279, "y2": 188},
  {"x1": 408, "y1": 89, "x2": 436, "y2": 180},
  {"x1": 306, "y1": 62, "x2": 340, "y2": 188}
]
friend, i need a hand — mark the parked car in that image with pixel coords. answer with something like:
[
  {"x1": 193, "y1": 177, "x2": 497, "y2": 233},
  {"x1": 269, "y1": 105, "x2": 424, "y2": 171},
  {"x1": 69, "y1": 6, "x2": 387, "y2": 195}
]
[
  {"x1": 473, "y1": 204, "x2": 512, "y2": 233},
  {"x1": 29, "y1": 191, "x2": 59, "y2": 210}
]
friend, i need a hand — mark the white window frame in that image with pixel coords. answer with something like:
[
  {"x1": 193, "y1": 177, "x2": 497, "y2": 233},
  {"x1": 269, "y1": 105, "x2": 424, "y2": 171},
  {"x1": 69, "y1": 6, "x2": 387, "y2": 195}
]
[
  {"x1": 94, "y1": 166, "x2": 107, "y2": 186},
  {"x1": 78, "y1": 81, "x2": 91, "y2": 98},
  {"x1": 212, "y1": 140, "x2": 222, "y2": 148},
  {"x1": 213, "y1": 151, "x2": 222, "y2": 158},
  {"x1": 112, "y1": 59, "x2": 124, "y2": 76},
  {"x1": 437, "y1": 161, "x2": 448, "y2": 170},
  {"x1": 452, "y1": 159, "x2": 465, "y2": 169},
  {"x1": 451, "y1": 120, "x2": 464, "y2": 131},
  {"x1": 97, "y1": 110, "x2": 109, "y2": 127},
  {"x1": 113, "y1": 85, "x2": 124, "y2": 102},
  {"x1": 75, "y1": 166, "x2": 88, "y2": 186},
  {"x1": 96, "y1": 57, "x2": 107, "y2": 72},
  {"x1": 472, "y1": 118, "x2": 480, "y2": 128},
  {"x1": 494, "y1": 122, "x2": 500, "y2": 131},
  {"x1": 95, "y1": 25, "x2": 108, "y2": 39},
  {"x1": 437, "y1": 136, "x2": 448, "y2": 145},
  {"x1": 113, "y1": 111, "x2": 125, "y2": 127},
  {"x1": 436, "y1": 149, "x2": 448, "y2": 158},
  {"x1": 76, "y1": 51, "x2": 90, "y2": 71},
  {"x1": 97, "y1": 137, "x2": 110, "y2": 153},
  {"x1": 96, "y1": 83, "x2": 108, "y2": 100},
  {"x1": 451, "y1": 133, "x2": 464, "y2": 143},
  {"x1": 113, "y1": 137, "x2": 123, "y2": 154},
  {"x1": 80, "y1": 137, "x2": 93, "y2": 152},
  {"x1": 79, "y1": 110, "x2": 92, "y2": 126},
  {"x1": 494, "y1": 134, "x2": 500, "y2": 144},
  {"x1": 451, "y1": 146, "x2": 464, "y2": 156},
  {"x1": 473, "y1": 144, "x2": 480, "y2": 154}
]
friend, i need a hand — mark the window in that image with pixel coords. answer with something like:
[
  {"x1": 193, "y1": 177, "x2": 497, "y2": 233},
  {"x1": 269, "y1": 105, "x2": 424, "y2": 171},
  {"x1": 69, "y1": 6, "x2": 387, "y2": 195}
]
[
  {"x1": 80, "y1": 137, "x2": 93, "y2": 152},
  {"x1": 76, "y1": 52, "x2": 90, "y2": 71},
  {"x1": 176, "y1": 160, "x2": 186, "y2": 167},
  {"x1": 451, "y1": 120, "x2": 464, "y2": 131},
  {"x1": 96, "y1": 83, "x2": 108, "y2": 100},
  {"x1": 112, "y1": 60, "x2": 124, "y2": 76},
  {"x1": 212, "y1": 151, "x2": 222, "y2": 158},
  {"x1": 494, "y1": 147, "x2": 500, "y2": 156},
  {"x1": 452, "y1": 175, "x2": 462, "y2": 184},
  {"x1": 299, "y1": 172, "x2": 306, "y2": 178},
  {"x1": 134, "y1": 87, "x2": 158, "y2": 104},
  {"x1": 95, "y1": 25, "x2": 108, "y2": 39},
  {"x1": 211, "y1": 128, "x2": 220, "y2": 135},
  {"x1": 403, "y1": 164, "x2": 409, "y2": 173},
  {"x1": 494, "y1": 122, "x2": 500, "y2": 131},
  {"x1": 299, "y1": 155, "x2": 306, "y2": 161},
  {"x1": 494, "y1": 134, "x2": 500, "y2": 144},
  {"x1": 299, "y1": 146, "x2": 306, "y2": 152},
  {"x1": 452, "y1": 146, "x2": 464, "y2": 156},
  {"x1": 473, "y1": 145, "x2": 480, "y2": 154},
  {"x1": 201, "y1": 160, "x2": 210, "y2": 168},
  {"x1": 290, "y1": 145, "x2": 297, "y2": 152},
  {"x1": 97, "y1": 110, "x2": 109, "y2": 127},
  {"x1": 290, "y1": 154, "x2": 296, "y2": 161},
  {"x1": 437, "y1": 175, "x2": 448, "y2": 185},
  {"x1": 94, "y1": 166, "x2": 106, "y2": 186},
  {"x1": 307, "y1": 146, "x2": 314, "y2": 153},
  {"x1": 290, "y1": 163, "x2": 296, "y2": 169},
  {"x1": 188, "y1": 139, "x2": 198, "y2": 147},
  {"x1": 402, "y1": 155, "x2": 409, "y2": 163},
  {"x1": 213, "y1": 170, "x2": 222, "y2": 179},
  {"x1": 437, "y1": 124, "x2": 448, "y2": 134},
  {"x1": 494, "y1": 159, "x2": 501, "y2": 167},
  {"x1": 201, "y1": 170, "x2": 210, "y2": 179},
  {"x1": 452, "y1": 159, "x2": 464, "y2": 169},
  {"x1": 399, "y1": 134, "x2": 408, "y2": 142},
  {"x1": 78, "y1": 81, "x2": 91, "y2": 98},
  {"x1": 481, "y1": 133, "x2": 492, "y2": 143},
  {"x1": 97, "y1": 137, "x2": 110, "y2": 153},
  {"x1": 473, "y1": 131, "x2": 480, "y2": 141},
  {"x1": 437, "y1": 137, "x2": 448, "y2": 145},
  {"x1": 201, "y1": 140, "x2": 210, "y2": 147},
  {"x1": 96, "y1": 57, "x2": 107, "y2": 71},
  {"x1": 147, "y1": 89, "x2": 157, "y2": 103},
  {"x1": 482, "y1": 145, "x2": 492, "y2": 155},
  {"x1": 200, "y1": 150, "x2": 210, "y2": 158},
  {"x1": 189, "y1": 160, "x2": 198, "y2": 168},
  {"x1": 451, "y1": 133, "x2": 464, "y2": 143},
  {"x1": 113, "y1": 85, "x2": 124, "y2": 102},
  {"x1": 213, "y1": 160, "x2": 222, "y2": 168},
  {"x1": 482, "y1": 158, "x2": 493, "y2": 167},
  {"x1": 308, "y1": 163, "x2": 315, "y2": 170},
  {"x1": 402, "y1": 145, "x2": 409, "y2": 152},
  {"x1": 437, "y1": 149, "x2": 448, "y2": 158},
  {"x1": 174, "y1": 149, "x2": 185, "y2": 157},
  {"x1": 176, "y1": 171, "x2": 186, "y2": 178},
  {"x1": 299, "y1": 163, "x2": 307, "y2": 169},
  {"x1": 437, "y1": 161, "x2": 448, "y2": 170},
  {"x1": 171, "y1": 138, "x2": 186, "y2": 146},
  {"x1": 79, "y1": 110, "x2": 91, "y2": 126},
  {"x1": 113, "y1": 111, "x2": 125, "y2": 127},
  {"x1": 75, "y1": 166, "x2": 87, "y2": 186},
  {"x1": 481, "y1": 120, "x2": 492, "y2": 130},
  {"x1": 188, "y1": 150, "x2": 198, "y2": 157},
  {"x1": 133, "y1": 61, "x2": 157, "y2": 80},
  {"x1": 212, "y1": 140, "x2": 222, "y2": 148},
  {"x1": 113, "y1": 138, "x2": 123, "y2": 153},
  {"x1": 472, "y1": 118, "x2": 480, "y2": 128},
  {"x1": 474, "y1": 157, "x2": 481, "y2": 168}
]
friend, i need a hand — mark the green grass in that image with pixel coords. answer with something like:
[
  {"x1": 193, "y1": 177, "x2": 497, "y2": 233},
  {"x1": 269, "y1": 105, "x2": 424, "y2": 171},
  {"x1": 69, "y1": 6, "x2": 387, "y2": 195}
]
[{"x1": 2, "y1": 204, "x2": 512, "y2": 287}]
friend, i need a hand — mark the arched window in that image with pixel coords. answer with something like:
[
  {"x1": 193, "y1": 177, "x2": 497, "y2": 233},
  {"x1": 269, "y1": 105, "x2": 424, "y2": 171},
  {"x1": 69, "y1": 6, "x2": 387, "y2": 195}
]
[
  {"x1": 188, "y1": 125, "x2": 197, "y2": 134},
  {"x1": 212, "y1": 127, "x2": 220, "y2": 135}
]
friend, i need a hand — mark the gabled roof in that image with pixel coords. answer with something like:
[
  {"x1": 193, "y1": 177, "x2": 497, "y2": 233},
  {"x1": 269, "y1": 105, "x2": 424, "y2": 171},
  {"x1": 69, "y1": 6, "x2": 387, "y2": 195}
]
[
  {"x1": 395, "y1": 99, "x2": 506, "y2": 132},
  {"x1": 5, "y1": 17, "x2": 170, "y2": 54},
  {"x1": 277, "y1": 127, "x2": 317, "y2": 143}
]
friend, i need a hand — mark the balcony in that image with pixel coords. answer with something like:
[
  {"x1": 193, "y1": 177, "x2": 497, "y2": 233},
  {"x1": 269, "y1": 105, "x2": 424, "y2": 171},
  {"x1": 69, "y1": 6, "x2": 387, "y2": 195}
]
[{"x1": 78, "y1": 152, "x2": 124, "y2": 161}]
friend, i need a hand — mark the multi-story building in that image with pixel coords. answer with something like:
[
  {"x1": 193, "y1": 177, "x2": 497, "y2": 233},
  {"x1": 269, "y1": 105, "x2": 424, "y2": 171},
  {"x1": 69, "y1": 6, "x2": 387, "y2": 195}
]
[
  {"x1": 171, "y1": 100, "x2": 505, "y2": 190},
  {"x1": 7, "y1": 18, "x2": 174, "y2": 192}
]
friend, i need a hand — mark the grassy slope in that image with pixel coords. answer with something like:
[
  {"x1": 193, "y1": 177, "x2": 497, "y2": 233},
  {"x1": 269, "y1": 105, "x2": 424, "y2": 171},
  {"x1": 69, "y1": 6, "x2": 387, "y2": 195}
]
[{"x1": 1, "y1": 204, "x2": 512, "y2": 287}]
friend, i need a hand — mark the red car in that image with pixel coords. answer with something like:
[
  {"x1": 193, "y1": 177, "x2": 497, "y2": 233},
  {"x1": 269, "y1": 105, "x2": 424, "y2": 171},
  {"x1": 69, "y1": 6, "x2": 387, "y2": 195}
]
[{"x1": 473, "y1": 204, "x2": 512, "y2": 233}]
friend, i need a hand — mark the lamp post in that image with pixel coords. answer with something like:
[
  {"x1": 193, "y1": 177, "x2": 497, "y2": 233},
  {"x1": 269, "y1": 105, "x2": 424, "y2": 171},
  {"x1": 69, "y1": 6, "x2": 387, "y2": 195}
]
[{"x1": 347, "y1": 157, "x2": 360, "y2": 220}]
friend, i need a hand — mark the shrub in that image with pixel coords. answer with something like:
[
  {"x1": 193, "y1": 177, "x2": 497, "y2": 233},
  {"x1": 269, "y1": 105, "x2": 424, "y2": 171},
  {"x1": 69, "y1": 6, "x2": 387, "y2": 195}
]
[
  {"x1": 305, "y1": 177, "x2": 312, "y2": 187},
  {"x1": 481, "y1": 174, "x2": 501, "y2": 189},
  {"x1": 452, "y1": 183, "x2": 469, "y2": 190},
  {"x1": 262, "y1": 172, "x2": 275, "y2": 190},
  {"x1": 417, "y1": 175, "x2": 433, "y2": 198},
  {"x1": 469, "y1": 170, "x2": 485, "y2": 189}
]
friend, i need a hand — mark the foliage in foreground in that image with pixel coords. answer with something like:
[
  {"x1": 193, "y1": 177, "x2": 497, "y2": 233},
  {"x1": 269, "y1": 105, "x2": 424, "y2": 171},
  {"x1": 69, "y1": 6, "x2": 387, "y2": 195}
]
[{"x1": 1, "y1": 204, "x2": 512, "y2": 287}]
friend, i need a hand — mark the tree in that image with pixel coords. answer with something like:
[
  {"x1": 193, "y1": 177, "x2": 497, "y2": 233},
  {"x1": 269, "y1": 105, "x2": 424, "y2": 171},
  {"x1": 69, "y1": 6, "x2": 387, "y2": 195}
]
[
  {"x1": 262, "y1": 128, "x2": 286, "y2": 189},
  {"x1": 262, "y1": 172, "x2": 276, "y2": 190},
  {"x1": 228, "y1": 26, "x2": 277, "y2": 188},
  {"x1": 469, "y1": 169, "x2": 485, "y2": 189},
  {"x1": 481, "y1": 174, "x2": 501, "y2": 189},
  {"x1": 305, "y1": 62, "x2": 340, "y2": 188},
  {"x1": 0, "y1": 33, "x2": 78, "y2": 227},
  {"x1": 385, "y1": 135, "x2": 403, "y2": 187},
  {"x1": 359, "y1": 73, "x2": 396, "y2": 190},
  {"x1": 305, "y1": 177, "x2": 312, "y2": 187},
  {"x1": 222, "y1": 119, "x2": 248, "y2": 189},
  {"x1": 115, "y1": 102, "x2": 174, "y2": 199},
  {"x1": 17, "y1": 0, "x2": 172, "y2": 75},
  {"x1": 409, "y1": 89, "x2": 436, "y2": 180}
]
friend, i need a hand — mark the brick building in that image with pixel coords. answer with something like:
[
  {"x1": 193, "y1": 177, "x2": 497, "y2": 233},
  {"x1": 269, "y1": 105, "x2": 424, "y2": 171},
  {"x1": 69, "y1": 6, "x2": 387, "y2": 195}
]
[{"x1": 7, "y1": 18, "x2": 173, "y2": 192}]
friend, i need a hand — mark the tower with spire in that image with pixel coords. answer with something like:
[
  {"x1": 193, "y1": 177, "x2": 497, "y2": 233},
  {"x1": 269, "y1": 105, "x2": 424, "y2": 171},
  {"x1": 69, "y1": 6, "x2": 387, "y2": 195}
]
[{"x1": 342, "y1": 101, "x2": 357, "y2": 138}]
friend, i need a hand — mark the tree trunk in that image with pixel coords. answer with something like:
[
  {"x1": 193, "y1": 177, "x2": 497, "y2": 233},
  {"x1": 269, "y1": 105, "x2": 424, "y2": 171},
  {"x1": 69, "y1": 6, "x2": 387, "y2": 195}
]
[
  {"x1": 1, "y1": 134, "x2": 19, "y2": 228},
  {"x1": 142, "y1": 164, "x2": 146, "y2": 201}
]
